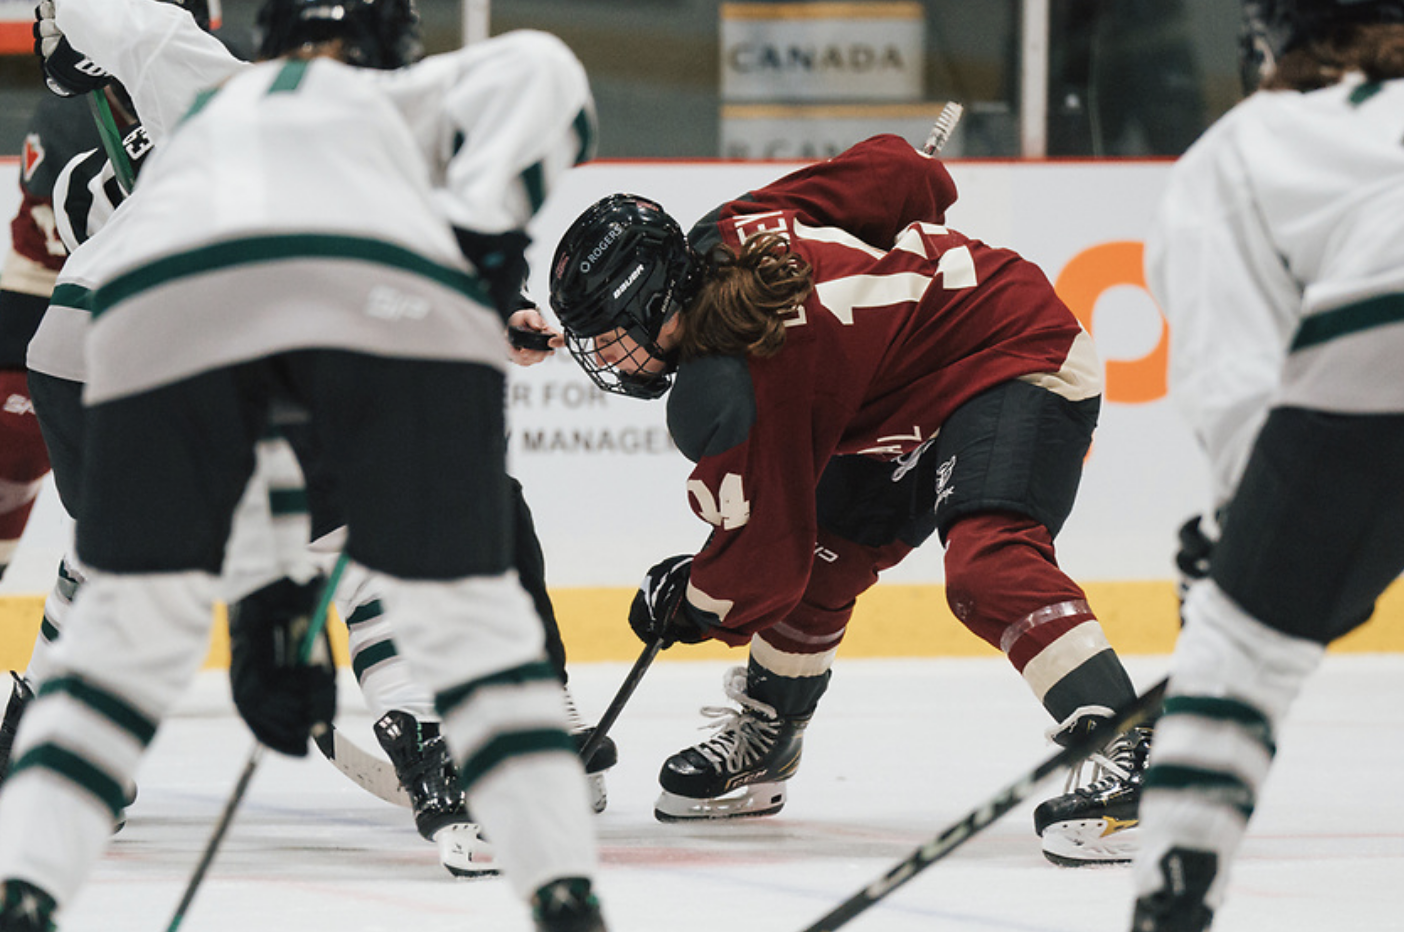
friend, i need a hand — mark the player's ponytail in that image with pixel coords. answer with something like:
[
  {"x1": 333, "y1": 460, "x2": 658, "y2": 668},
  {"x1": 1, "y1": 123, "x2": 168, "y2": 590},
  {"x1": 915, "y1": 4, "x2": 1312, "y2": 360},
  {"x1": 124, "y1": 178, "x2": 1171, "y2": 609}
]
[
  {"x1": 677, "y1": 232, "x2": 811, "y2": 361},
  {"x1": 1262, "y1": 22, "x2": 1404, "y2": 90}
]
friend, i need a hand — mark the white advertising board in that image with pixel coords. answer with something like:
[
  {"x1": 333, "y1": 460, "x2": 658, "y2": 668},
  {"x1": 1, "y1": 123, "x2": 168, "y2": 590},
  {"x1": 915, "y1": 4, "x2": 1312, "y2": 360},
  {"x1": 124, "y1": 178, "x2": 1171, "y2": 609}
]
[
  {"x1": 510, "y1": 156, "x2": 1206, "y2": 588},
  {"x1": 719, "y1": 1, "x2": 925, "y2": 102},
  {"x1": 0, "y1": 155, "x2": 1208, "y2": 596}
]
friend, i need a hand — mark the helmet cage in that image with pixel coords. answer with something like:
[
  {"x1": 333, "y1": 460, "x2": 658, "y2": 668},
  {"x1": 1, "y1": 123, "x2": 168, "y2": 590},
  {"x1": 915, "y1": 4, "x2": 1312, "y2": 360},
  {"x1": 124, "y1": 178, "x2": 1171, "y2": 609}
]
[
  {"x1": 561, "y1": 278, "x2": 690, "y2": 400},
  {"x1": 550, "y1": 193, "x2": 696, "y2": 400}
]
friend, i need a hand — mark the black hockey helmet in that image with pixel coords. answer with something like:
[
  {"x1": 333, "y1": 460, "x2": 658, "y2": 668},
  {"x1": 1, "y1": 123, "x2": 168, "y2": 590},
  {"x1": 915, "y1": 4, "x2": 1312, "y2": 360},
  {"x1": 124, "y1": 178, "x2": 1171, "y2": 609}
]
[
  {"x1": 1241, "y1": 0, "x2": 1404, "y2": 88},
  {"x1": 549, "y1": 193, "x2": 699, "y2": 400},
  {"x1": 255, "y1": 0, "x2": 422, "y2": 69}
]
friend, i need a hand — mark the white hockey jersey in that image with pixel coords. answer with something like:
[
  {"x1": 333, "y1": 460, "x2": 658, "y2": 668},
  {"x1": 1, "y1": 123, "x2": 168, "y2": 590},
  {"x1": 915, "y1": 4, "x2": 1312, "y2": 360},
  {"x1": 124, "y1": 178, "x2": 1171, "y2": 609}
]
[
  {"x1": 36, "y1": 0, "x2": 593, "y2": 404},
  {"x1": 1146, "y1": 73, "x2": 1404, "y2": 507}
]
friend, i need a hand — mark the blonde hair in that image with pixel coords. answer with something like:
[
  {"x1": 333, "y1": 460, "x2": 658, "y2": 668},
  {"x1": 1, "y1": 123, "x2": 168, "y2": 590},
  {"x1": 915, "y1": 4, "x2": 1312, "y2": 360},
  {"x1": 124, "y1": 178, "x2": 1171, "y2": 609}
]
[
  {"x1": 676, "y1": 232, "x2": 812, "y2": 360},
  {"x1": 1263, "y1": 22, "x2": 1404, "y2": 90}
]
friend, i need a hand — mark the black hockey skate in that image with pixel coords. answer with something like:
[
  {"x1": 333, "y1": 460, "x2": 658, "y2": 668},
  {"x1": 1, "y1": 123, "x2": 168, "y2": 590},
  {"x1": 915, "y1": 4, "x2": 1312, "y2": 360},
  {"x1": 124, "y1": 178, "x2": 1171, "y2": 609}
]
[
  {"x1": 654, "y1": 666, "x2": 807, "y2": 822},
  {"x1": 1130, "y1": 848, "x2": 1217, "y2": 932},
  {"x1": 1034, "y1": 722, "x2": 1153, "y2": 866},
  {"x1": 373, "y1": 710, "x2": 496, "y2": 878},
  {"x1": 531, "y1": 877, "x2": 606, "y2": 932},
  {"x1": 0, "y1": 879, "x2": 56, "y2": 932},
  {"x1": 0, "y1": 673, "x2": 34, "y2": 785}
]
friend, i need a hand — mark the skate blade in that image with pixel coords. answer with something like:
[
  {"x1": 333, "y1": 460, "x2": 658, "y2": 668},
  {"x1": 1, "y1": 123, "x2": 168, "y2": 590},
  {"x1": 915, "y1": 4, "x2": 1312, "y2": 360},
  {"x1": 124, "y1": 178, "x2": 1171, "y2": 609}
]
[
  {"x1": 654, "y1": 783, "x2": 786, "y2": 822},
  {"x1": 1040, "y1": 817, "x2": 1139, "y2": 867},
  {"x1": 434, "y1": 823, "x2": 499, "y2": 878}
]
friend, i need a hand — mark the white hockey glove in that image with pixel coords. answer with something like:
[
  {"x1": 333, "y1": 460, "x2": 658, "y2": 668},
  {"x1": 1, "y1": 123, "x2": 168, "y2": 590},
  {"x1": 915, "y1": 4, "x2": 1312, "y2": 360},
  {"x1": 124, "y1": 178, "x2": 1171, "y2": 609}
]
[{"x1": 34, "y1": 0, "x2": 114, "y2": 97}]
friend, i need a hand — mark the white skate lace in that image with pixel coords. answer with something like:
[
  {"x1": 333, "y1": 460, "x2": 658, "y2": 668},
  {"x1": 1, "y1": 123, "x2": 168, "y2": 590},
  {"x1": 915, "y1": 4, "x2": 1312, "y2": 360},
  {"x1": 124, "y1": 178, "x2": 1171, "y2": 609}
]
[
  {"x1": 691, "y1": 667, "x2": 781, "y2": 775},
  {"x1": 1060, "y1": 732, "x2": 1138, "y2": 794}
]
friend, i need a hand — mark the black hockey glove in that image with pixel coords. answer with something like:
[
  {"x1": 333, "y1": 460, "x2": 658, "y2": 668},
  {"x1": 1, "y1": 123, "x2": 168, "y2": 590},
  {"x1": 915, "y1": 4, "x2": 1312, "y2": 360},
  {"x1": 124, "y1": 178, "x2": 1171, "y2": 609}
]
[
  {"x1": 1174, "y1": 512, "x2": 1221, "y2": 625},
  {"x1": 228, "y1": 575, "x2": 337, "y2": 757},
  {"x1": 628, "y1": 554, "x2": 709, "y2": 647},
  {"x1": 453, "y1": 227, "x2": 532, "y2": 321},
  {"x1": 34, "y1": 0, "x2": 113, "y2": 98}
]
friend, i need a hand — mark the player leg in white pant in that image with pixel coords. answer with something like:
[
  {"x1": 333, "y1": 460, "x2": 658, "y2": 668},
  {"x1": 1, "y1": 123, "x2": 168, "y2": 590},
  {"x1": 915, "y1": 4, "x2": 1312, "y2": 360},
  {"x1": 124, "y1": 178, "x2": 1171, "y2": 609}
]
[
  {"x1": 382, "y1": 574, "x2": 597, "y2": 901},
  {"x1": 0, "y1": 570, "x2": 217, "y2": 905}
]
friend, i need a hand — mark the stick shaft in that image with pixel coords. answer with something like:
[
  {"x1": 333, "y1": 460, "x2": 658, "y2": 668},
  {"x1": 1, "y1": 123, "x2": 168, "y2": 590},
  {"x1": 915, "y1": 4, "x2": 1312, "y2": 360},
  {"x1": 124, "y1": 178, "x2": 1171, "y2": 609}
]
[
  {"x1": 579, "y1": 638, "x2": 661, "y2": 762},
  {"x1": 165, "y1": 744, "x2": 262, "y2": 932},
  {"x1": 166, "y1": 562, "x2": 347, "y2": 932},
  {"x1": 797, "y1": 676, "x2": 1167, "y2": 932},
  {"x1": 86, "y1": 91, "x2": 136, "y2": 194}
]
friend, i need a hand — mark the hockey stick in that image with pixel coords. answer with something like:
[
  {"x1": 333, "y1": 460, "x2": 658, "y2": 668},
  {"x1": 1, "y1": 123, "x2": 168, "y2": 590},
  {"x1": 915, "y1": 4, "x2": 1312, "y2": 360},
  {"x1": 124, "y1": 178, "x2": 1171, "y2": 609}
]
[
  {"x1": 313, "y1": 639, "x2": 663, "y2": 805},
  {"x1": 580, "y1": 637, "x2": 662, "y2": 763},
  {"x1": 165, "y1": 555, "x2": 348, "y2": 932},
  {"x1": 310, "y1": 638, "x2": 662, "y2": 806},
  {"x1": 922, "y1": 100, "x2": 964, "y2": 156},
  {"x1": 87, "y1": 90, "x2": 136, "y2": 195},
  {"x1": 313, "y1": 723, "x2": 410, "y2": 807},
  {"x1": 164, "y1": 742, "x2": 261, "y2": 932},
  {"x1": 796, "y1": 676, "x2": 1168, "y2": 932}
]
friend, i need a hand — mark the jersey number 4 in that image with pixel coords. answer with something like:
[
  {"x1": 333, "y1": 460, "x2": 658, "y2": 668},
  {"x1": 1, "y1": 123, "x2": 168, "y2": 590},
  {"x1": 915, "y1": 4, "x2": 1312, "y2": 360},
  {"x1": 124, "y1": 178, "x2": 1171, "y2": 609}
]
[{"x1": 687, "y1": 473, "x2": 750, "y2": 530}]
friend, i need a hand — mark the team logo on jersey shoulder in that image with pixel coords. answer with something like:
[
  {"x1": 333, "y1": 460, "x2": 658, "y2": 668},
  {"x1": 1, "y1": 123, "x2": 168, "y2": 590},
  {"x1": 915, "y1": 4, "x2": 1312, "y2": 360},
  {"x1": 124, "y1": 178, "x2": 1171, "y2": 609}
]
[{"x1": 21, "y1": 134, "x2": 44, "y2": 183}]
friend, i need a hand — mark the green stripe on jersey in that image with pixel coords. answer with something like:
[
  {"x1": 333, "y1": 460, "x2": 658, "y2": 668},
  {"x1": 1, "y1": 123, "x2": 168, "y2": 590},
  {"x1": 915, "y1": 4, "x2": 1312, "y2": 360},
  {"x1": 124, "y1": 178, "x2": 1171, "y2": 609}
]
[
  {"x1": 573, "y1": 108, "x2": 596, "y2": 164},
  {"x1": 351, "y1": 640, "x2": 398, "y2": 681},
  {"x1": 269, "y1": 59, "x2": 311, "y2": 94},
  {"x1": 1144, "y1": 763, "x2": 1255, "y2": 820},
  {"x1": 268, "y1": 487, "x2": 308, "y2": 517},
  {"x1": 522, "y1": 162, "x2": 546, "y2": 214},
  {"x1": 12, "y1": 744, "x2": 129, "y2": 817},
  {"x1": 458, "y1": 728, "x2": 576, "y2": 790},
  {"x1": 39, "y1": 677, "x2": 158, "y2": 746},
  {"x1": 50, "y1": 282, "x2": 94, "y2": 311},
  {"x1": 345, "y1": 599, "x2": 384, "y2": 627},
  {"x1": 1349, "y1": 81, "x2": 1383, "y2": 106},
  {"x1": 1162, "y1": 695, "x2": 1276, "y2": 753},
  {"x1": 181, "y1": 88, "x2": 219, "y2": 126},
  {"x1": 1291, "y1": 293, "x2": 1404, "y2": 351},
  {"x1": 434, "y1": 659, "x2": 558, "y2": 718},
  {"x1": 92, "y1": 233, "x2": 492, "y2": 318}
]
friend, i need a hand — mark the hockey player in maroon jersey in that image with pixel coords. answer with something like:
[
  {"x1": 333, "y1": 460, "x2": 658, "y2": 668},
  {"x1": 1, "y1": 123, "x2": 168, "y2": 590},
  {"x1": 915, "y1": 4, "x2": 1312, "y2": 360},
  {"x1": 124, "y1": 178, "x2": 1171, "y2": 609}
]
[
  {"x1": 0, "y1": 93, "x2": 106, "y2": 785},
  {"x1": 548, "y1": 133, "x2": 1152, "y2": 864},
  {"x1": 0, "y1": 95, "x2": 97, "y2": 588}
]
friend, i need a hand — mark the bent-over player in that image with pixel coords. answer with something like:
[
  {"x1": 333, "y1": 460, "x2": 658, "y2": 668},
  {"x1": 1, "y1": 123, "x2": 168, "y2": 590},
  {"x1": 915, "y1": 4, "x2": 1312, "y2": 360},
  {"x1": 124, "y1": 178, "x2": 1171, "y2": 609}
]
[{"x1": 544, "y1": 134, "x2": 1153, "y2": 864}]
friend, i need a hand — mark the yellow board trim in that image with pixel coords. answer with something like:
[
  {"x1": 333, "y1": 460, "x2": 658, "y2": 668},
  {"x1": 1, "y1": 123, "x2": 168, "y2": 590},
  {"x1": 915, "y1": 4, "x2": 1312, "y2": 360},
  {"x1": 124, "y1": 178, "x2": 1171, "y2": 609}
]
[
  {"x1": 721, "y1": 2, "x2": 923, "y2": 22},
  {"x1": 1, "y1": 579, "x2": 1401, "y2": 671}
]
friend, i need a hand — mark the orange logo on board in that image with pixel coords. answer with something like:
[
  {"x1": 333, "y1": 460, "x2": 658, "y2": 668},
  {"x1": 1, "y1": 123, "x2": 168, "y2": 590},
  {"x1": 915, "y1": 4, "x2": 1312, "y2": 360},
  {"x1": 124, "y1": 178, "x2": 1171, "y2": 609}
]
[{"x1": 1054, "y1": 240, "x2": 1168, "y2": 405}]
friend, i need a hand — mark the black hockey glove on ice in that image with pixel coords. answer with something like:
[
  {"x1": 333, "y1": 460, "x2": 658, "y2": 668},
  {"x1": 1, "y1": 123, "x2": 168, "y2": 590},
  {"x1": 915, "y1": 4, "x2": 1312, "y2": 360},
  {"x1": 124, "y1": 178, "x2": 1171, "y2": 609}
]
[
  {"x1": 628, "y1": 554, "x2": 709, "y2": 647},
  {"x1": 454, "y1": 227, "x2": 532, "y2": 321},
  {"x1": 34, "y1": 0, "x2": 113, "y2": 97},
  {"x1": 228, "y1": 576, "x2": 337, "y2": 757}
]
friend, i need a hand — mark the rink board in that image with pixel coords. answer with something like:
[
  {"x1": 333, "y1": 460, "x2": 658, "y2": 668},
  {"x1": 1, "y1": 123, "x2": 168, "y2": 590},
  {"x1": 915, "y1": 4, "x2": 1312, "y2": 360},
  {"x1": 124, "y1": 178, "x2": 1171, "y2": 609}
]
[
  {"x1": 2, "y1": 579, "x2": 1402, "y2": 670},
  {"x1": 0, "y1": 156, "x2": 1400, "y2": 667}
]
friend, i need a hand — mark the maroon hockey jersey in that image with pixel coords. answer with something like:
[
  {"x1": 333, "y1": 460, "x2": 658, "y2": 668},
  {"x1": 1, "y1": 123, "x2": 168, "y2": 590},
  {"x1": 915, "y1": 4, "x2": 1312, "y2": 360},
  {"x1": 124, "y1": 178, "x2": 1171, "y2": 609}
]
[{"x1": 670, "y1": 134, "x2": 1090, "y2": 644}]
